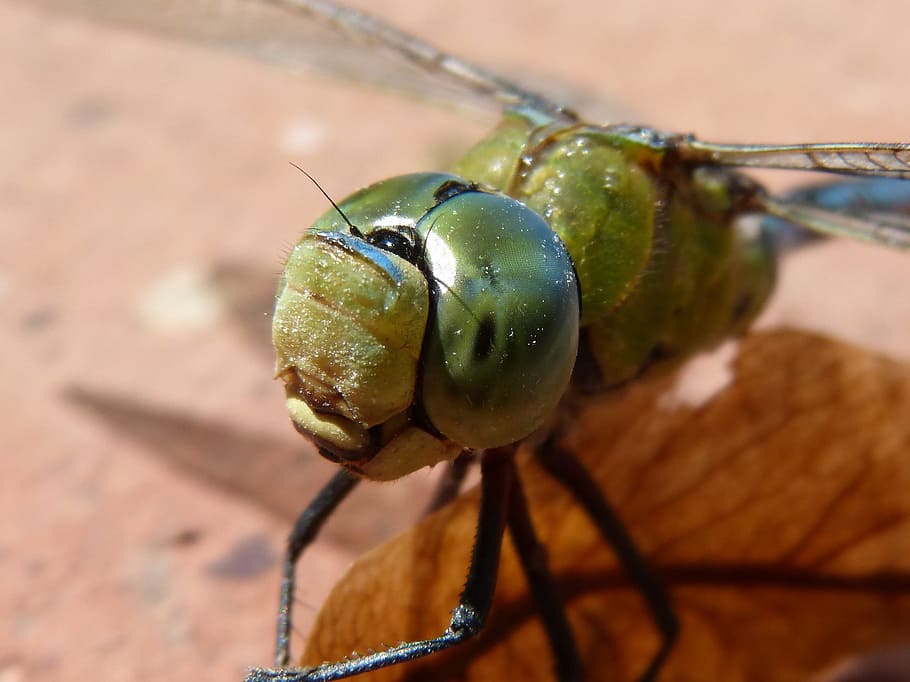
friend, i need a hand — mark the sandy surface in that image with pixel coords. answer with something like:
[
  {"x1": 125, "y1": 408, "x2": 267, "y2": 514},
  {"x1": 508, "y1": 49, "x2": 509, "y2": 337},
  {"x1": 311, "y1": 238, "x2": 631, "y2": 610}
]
[{"x1": 2, "y1": 1, "x2": 909, "y2": 680}]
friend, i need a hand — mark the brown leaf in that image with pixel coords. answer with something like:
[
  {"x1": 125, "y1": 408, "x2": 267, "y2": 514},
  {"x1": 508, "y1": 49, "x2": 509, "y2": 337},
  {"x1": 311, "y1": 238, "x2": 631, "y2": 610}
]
[{"x1": 301, "y1": 330, "x2": 910, "y2": 682}]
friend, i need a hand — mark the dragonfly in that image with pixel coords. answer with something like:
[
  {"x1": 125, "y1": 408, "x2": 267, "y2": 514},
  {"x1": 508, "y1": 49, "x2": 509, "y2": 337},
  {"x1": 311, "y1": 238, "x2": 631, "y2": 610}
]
[
  {"x1": 261, "y1": 7, "x2": 910, "y2": 680},
  {"x1": 20, "y1": 1, "x2": 910, "y2": 681}
]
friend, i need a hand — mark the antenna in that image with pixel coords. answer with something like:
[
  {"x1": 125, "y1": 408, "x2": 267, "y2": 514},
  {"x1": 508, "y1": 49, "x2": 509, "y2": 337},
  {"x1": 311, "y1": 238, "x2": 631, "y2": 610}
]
[{"x1": 289, "y1": 162, "x2": 364, "y2": 239}]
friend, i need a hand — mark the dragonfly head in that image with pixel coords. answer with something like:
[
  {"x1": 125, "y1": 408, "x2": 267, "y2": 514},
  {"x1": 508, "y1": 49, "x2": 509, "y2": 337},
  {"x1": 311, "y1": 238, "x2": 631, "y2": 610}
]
[{"x1": 273, "y1": 173, "x2": 579, "y2": 481}]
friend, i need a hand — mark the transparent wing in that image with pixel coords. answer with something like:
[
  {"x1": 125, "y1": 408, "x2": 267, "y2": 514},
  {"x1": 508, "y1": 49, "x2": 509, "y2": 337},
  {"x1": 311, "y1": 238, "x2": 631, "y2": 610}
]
[
  {"x1": 761, "y1": 194, "x2": 910, "y2": 251},
  {"x1": 760, "y1": 178, "x2": 910, "y2": 252},
  {"x1": 675, "y1": 140, "x2": 910, "y2": 250},
  {"x1": 682, "y1": 140, "x2": 910, "y2": 179},
  {"x1": 22, "y1": 0, "x2": 570, "y2": 119}
]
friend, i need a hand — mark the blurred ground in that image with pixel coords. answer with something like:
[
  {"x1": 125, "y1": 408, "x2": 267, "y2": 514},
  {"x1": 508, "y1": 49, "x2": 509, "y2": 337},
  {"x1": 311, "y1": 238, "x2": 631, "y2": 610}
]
[{"x1": 1, "y1": 1, "x2": 909, "y2": 680}]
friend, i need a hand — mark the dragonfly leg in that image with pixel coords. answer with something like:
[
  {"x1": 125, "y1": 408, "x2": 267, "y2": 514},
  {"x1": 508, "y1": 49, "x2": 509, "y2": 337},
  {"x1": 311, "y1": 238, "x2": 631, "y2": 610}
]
[
  {"x1": 248, "y1": 447, "x2": 514, "y2": 682},
  {"x1": 507, "y1": 459, "x2": 583, "y2": 682},
  {"x1": 534, "y1": 436, "x2": 679, "y2": 682},
  {"x1": 275, "y1": 469, "x2": 361, "y2": 667},
  {"x1": 423, "y1": 451, "x2": 475, "y2": 515}
]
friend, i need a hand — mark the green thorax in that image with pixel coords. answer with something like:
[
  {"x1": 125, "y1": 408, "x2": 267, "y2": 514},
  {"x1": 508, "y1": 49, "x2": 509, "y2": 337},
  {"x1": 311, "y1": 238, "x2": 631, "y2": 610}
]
[{"x1": 452, "y1": 108, "x2": 776, "y2": 387}]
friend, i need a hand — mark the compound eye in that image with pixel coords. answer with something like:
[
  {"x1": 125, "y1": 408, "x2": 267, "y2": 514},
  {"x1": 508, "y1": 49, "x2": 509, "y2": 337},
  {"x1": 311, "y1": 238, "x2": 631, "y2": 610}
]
[
  {"x1": 417, "y1": 190, "x2": 580, "y2": 449},
  {"x1": 366, "y1": 228, "x2": 416, "y2": 263}
]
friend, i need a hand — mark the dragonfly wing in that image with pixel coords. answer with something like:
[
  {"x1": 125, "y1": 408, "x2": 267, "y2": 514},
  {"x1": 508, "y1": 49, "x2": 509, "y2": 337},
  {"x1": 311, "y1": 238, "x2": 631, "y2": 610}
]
[
  {"x1": 761, "y1": 194, "x2": 910, "y2": 250},
  {"x1": 681, "y1": 140, "x2": 910, "y2": 179},
  {"x1": 22, "y1": 0, "x2": 570, "y2": 119},
  {"x1": 760, "y1": 178, "x2": 910, "y2": 252},
  {"x1": 676, "y1": 140, "x2": 910, "y2": 249}
]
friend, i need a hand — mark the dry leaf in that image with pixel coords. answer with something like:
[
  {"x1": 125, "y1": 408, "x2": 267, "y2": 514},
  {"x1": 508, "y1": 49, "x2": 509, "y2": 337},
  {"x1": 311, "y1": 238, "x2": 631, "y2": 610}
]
[{"x1": 301, "y1": 330, "x2": 910, "y2": 682}]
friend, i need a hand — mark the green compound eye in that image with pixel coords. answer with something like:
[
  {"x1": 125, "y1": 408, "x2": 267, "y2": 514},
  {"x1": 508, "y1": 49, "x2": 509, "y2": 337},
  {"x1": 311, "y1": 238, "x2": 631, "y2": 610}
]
[{"x1": 417, "y1": 187, "x2": 580, "y2": 448}]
